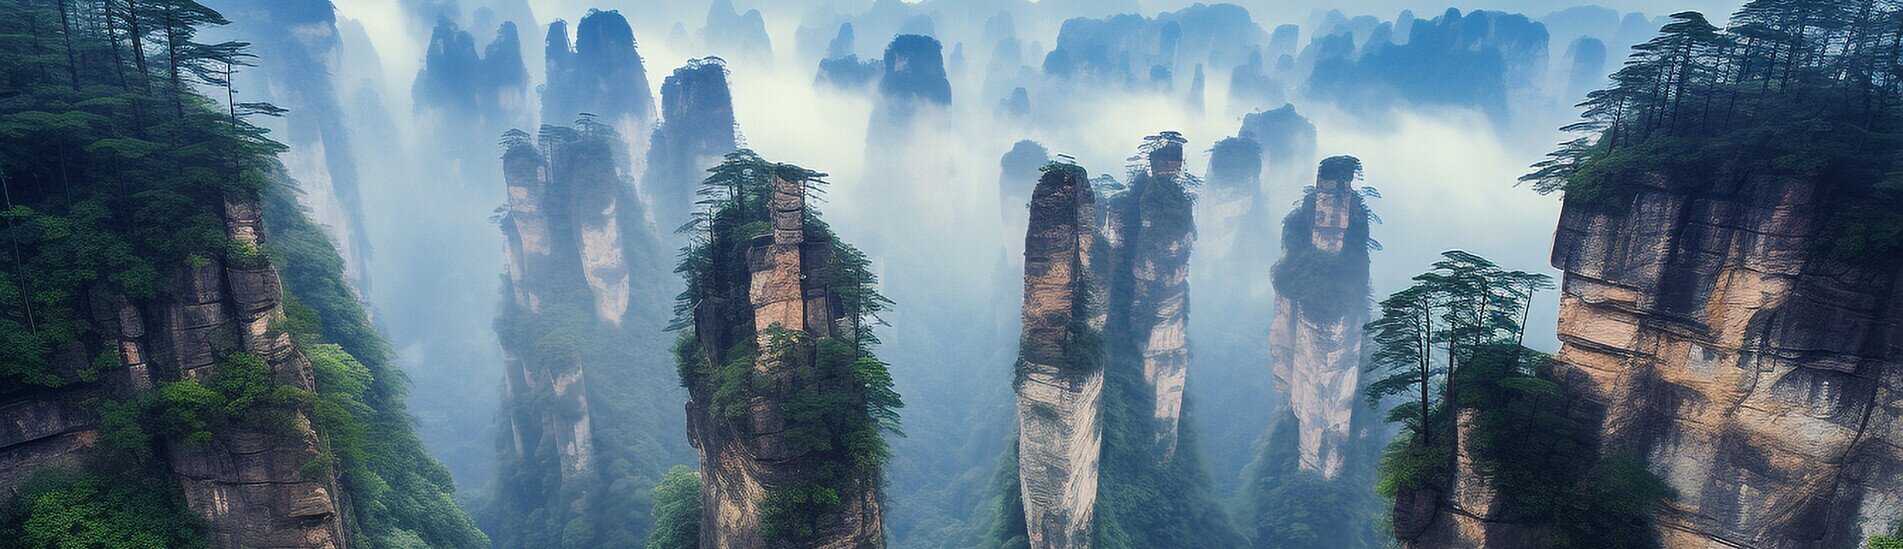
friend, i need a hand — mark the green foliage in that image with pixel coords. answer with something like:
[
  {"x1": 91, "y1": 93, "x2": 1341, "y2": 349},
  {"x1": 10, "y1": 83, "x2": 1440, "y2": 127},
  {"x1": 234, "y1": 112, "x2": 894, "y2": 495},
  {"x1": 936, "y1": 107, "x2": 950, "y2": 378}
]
[
  {"x1": 1373, "y1": 439, "x2": 1451, "y2": 498},
  {"x1": 0, "y1": 0, "x2": 289, "y2": 392},
  {"x1": 645, "y1": 466, "x2": 701, "y2": 549},
  {"x1": 1366, "y1": 254, "x2": 1668, "y2": 546},
  {"x1": 1241, "y1": 409, "x2": 1387, "y2": 549},
  {"x1": 0, "y1": 470, "x2": 205, "y2": 549},
  {"x1": 672, "y1": 150, "x2": 901, "y2": 546},
  {"x1": 261, "y1": 176, "x2": 488, "y2": 548},
  {"x1": 1088, "y1": 165, "x2": 1246, "y2": 548},
  {"x1": 0, "y1": 1, "x2": 482, "y2": 547},
  {"x1": 1270, "y1": 155, "x2": 1374, "y2": 320},
  {"x1": 1524, "y1": 2, "x2": 1903, "y2": 265}
]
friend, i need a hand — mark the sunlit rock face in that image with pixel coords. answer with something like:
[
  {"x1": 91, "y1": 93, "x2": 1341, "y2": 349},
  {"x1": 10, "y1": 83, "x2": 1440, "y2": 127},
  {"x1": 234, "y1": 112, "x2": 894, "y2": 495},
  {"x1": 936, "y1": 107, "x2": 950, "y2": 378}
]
[
  {"x1": 1547, "y1": 174, "x2": 1903, "y2": 548},
  {"x1": 496, "y1": 132, "x2": 606, "y2": 505},
  {"x1": 493, "y1": 123, "x2": 663, "y2": 540},
  {"x1": 1267, "y1": 157, "x2": 1371, "y2": 479},
  {"x1": 1015, "y1": 163, "x2": 1103, "y2": 549},
  {"x1": 1103, "y1": 134, "x2": 1196, "y2": 460},
  {"x1": 685, "y1": 174, "x2": 885, "y2": 549},
  {"x1": 1413, "y1": 172, "x2": 1903, "y2": 548},
  {"x1": 543, "y1": 11, "x2": 655, "y2": 139},
  {"x1": 645, "y1": 57, "x2": 738, "y2": 235}
]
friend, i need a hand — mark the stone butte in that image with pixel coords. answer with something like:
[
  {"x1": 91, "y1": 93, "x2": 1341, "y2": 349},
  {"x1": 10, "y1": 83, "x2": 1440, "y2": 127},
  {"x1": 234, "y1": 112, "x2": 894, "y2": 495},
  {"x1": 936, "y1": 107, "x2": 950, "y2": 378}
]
[
  {"x1": 1406, "y1": 171, "x2": 1903, "y2": 547},
  {"x1": 685, "y1": 172, "x2": 884, "y2": 548},
  {"x1": 1014, "y1": 162, "x2": 1103, "y2": 549},
  {"x1": 1269, "y1": 157, "x2": 1369, "y2": 479}
]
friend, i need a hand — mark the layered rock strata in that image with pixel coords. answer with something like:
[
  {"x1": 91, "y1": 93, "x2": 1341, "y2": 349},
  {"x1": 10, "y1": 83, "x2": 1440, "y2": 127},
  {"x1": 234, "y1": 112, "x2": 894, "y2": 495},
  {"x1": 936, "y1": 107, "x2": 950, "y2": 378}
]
[
  {"x1": 1413, "y1": 172, "x2": 1903, "y2": 547},
  {"x1": 1548, "y1": 174, "x2": 1903, "y2": 548},
  {"x1": 1015, "y1": 163, "x2": 1104, "y2": 549}
]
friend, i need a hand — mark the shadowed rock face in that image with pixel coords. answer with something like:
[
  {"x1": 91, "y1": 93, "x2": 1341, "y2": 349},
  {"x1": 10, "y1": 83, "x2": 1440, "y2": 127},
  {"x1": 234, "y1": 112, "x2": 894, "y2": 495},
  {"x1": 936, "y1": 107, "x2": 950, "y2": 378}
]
[
  {"x1": 685, "y1": 172, "x2": 885, "y2": 549},
  {"x1": 646, "y1": 57, "x2": 738, "y2": 235},
  {"x1": 1267, "y1": 157, "x2": 1370, "y2": 479},
  {"x1": 543, "y1": 11, "x2": 655, "y2": 135},
  {"x1": 878, "y1": 34, "x2": 953, "y2": 109},
  {"x1": 415, "y1": 18, "x2": 530, "y2": 127},
  {"x1": 1015, "y1": 163, "x2": 1103, "y2": 549},
  {"x1": 1104, "y1": 134, "x2": 1196, "y2": 460},
  {"x1": 1547, "y1": 175, "x2": 1903, "y2": 548},
  {"x1": 701, "y1": 0, "x2": 773, "y2": 62},
  {"x1": 213, "y1": 0, "x2": 373, "y2": 285}
]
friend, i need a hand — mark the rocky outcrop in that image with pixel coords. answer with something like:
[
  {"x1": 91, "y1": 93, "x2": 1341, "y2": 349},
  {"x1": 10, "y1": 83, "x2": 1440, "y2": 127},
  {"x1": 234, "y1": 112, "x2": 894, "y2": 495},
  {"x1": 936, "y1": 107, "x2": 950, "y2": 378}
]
[
  {"x1": 1014, "y1": 162, "x2": 1103, "y2": 549},
  {"x1": 0, "y1": 201, "x2": 350, "y2": 549},
  {"x1": 1268, "y1": 156, "x2": 1371, "y2": 479},
  {"x1": 682, "y1": 163, "x2": 888, "y2": 549},
  {"x1": 414, "y1": 18, "x2": 531, "y2": 129},
  {"x1": 492, "y1": 123, "x2": 649, "y2": 530},
  {"x1": 1103, "y1": 133, "x2": 1196, "y2": 460},
  {"x1": 1539, "y1": 174, "x2": 1903, "y2": 548},
  {"x1": 875, "y1": 34, "x2": 952, "y2": 125},
  {"x1": 645, "y1": 57, "x2": 737, "y2": 235},
  {"x1": 215, "y1": 0, "x2": 373, "y2": 285},
  {"x1": 543, "y1": 10, "x2": 655, "y2": 136},
  {"x1": 167, "y1": 200, "x2": 347, "y2": 548}
]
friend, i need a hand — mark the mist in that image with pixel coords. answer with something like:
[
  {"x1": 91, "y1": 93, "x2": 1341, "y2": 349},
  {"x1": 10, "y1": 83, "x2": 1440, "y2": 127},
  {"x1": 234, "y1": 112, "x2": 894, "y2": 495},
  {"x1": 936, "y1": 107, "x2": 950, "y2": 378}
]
[{"x1": 225, "y1": 0, "x2": 1740, "y2": 545}]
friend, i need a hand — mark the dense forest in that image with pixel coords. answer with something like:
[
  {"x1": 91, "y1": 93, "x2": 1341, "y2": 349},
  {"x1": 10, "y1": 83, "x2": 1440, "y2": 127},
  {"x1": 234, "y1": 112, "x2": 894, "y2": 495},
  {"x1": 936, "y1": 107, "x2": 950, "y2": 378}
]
[{"x1": 0, "y1": 0, "x2": 479, "y2": 546}]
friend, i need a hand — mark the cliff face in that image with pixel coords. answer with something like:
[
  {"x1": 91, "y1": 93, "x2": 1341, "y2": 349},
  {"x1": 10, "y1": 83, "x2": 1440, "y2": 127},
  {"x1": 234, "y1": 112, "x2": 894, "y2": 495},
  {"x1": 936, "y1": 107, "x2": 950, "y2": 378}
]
[
  {"x1": 1103, "y1": 134, "x2": 1196, "y2": 459},
  {"x1": 1543, "y1": 174, "x2": 1903, "y2": 548},
  {"x1": 0, "y1": 200, "x2": 349, "y2": 549},
  {"x1": 490, "y1": 123, "x2": 685, "y2": 546},
  {"x1": 1014, "y1": 163, "x2": 1103, "y2": 549},
  {"x1": 171, "y1": 200, "x2": 348, "y2": 548},
  {"x1": 679, "y1": 158, "x2": 892, "y2": 548},
  {"x1": 645, "y1": 57, "x2": 738, "y2": 235},
  {"x1": 1267, "y1": 158, "x2": 1371, "y2": 479}
]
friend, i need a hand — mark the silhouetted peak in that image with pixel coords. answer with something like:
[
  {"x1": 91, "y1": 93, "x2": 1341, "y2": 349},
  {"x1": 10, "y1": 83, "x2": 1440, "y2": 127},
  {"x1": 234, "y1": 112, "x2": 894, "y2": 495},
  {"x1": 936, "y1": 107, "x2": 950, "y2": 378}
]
[
  {"x1": 827, "y1": 22, "x2": 855, "y2": 58},
  {"x1": 878, "y1": 34, "x2": 951, "y2": 105}
]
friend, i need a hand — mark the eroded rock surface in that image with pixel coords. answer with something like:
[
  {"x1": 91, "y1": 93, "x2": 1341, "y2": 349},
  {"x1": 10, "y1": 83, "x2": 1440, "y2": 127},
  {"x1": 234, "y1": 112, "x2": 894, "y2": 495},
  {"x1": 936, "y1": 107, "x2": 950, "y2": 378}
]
[
  {"x1": 1548, "y1": 175, "x2": 1903, "y2": 548},
  {"x1": 1419, "y1": 172, "x2": 1903, "y2": 548},
  {"x1": 1015, "y1": 163, "x2": 1103, "y2": 549},
  {"x1": 1267, "y1": 159, "x2": 1370, "y2": 479},
  {"x1": 1103, "y1": 135, "x2": 1196, "y2": 459},
  {"x1": 686, "y1": 173, "x2": 885, "y2": 549}
]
